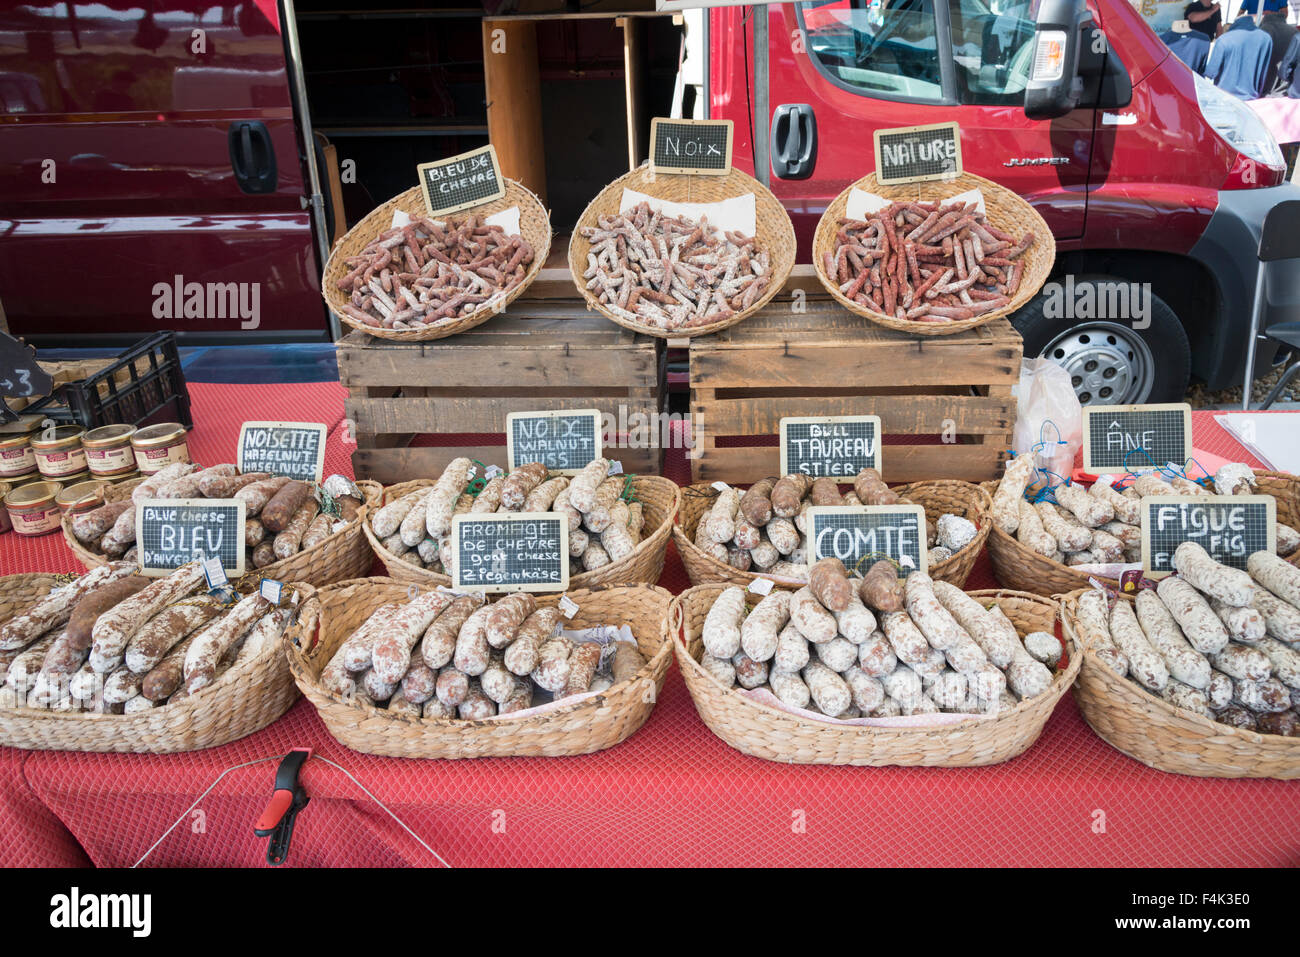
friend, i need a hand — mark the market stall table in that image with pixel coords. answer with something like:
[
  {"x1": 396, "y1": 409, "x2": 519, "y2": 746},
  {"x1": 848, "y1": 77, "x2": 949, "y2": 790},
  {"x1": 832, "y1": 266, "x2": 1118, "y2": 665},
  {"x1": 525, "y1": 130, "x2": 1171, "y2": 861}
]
[{"x1": 2, "y1": 384, "x2": 1297, "y2": 867}]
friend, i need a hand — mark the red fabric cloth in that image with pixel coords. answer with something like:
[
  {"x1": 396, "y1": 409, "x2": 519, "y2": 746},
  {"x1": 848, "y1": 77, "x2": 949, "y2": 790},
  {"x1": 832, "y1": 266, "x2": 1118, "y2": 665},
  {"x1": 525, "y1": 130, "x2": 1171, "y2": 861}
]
[{"x1": 2, "y1": 385, "x2": 1298, "y2": 867}]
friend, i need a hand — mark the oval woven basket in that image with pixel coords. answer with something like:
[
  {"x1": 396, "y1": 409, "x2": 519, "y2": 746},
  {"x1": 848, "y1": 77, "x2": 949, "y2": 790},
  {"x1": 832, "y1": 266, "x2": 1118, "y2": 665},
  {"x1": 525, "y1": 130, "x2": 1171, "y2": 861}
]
[
  {"x1": 63, "y1": 477, "x2": 383, "y2": 589},
  {"x1": 321, "y1": 179, "x2": 552, "y2": 342},
  {"x1": 671, "y1": 584, "x2": 1077, "y2": 766},
  {"x1": 0, "y1": 573, "x2": 299, "y2": 753},
  {"x1": 567, "y1": 164, "x2": 796, "y2": 340},
  {"x1": 364, "y1": 475, "x2": 680, "y2": 590},
  {"x1": 1061, "y1": 589, "x2": 1299, "y2": 778},
  {"x1": 285, "y1": 578, "x2": 673, "y2": 758},
  {"x1": 672, "y1": 479, "x2": 991, "y2": 590},
  {"x1": 980, "y1": 470, "x2": 1300, "y2": 596},
  {"x1": 812, "y1": 171, "x2": 1055, "y2": 336}
]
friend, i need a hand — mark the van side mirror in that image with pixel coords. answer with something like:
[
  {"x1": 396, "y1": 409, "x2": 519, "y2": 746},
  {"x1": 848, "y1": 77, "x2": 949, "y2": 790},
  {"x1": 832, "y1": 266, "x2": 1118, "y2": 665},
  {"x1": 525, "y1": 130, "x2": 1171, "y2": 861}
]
[{"x1": 1024, "y1": 0, "x2": 1091, "y2": 120}]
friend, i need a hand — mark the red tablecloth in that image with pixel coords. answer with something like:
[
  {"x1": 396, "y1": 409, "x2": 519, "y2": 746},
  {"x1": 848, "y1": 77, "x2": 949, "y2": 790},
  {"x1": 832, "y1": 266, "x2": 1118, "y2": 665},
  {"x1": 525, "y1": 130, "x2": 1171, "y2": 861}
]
[{"x1": 2, "y1": 386, "x2": 1298, "y2": 867}]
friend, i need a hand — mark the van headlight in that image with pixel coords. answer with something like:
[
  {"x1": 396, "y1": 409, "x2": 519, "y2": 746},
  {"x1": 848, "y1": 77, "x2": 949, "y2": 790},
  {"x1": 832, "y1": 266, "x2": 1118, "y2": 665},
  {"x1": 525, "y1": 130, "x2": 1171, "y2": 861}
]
[{"x1": 1193, "y1": 71, "x2": 1285, "y2": 169}]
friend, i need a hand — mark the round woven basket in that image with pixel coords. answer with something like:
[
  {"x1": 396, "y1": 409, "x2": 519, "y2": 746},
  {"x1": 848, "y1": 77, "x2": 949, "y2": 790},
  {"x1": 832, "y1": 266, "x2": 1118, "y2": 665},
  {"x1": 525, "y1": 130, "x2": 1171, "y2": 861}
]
[
  {"x1": 812, "y1": 171, "x2": 1055, "y2": 336},
  {"x1": 980, "y1": 470, "x2": 1300, "y2": 596},
  {"x1": 567, "y1": 164, "x2": 796, "y2": 340},
  {"x1": 672, "y1": 584, "x2": 1077, "y2": 766},
  {"x1": 1061, "y1": 589, "x2": 1299, "y2": 778},
  {"x1": 364, "y1": 475, "x2": 680, "y2": 590},
  {"x1": 321, "y1": 180, "x2": 552, "y2": 342},
  {"x1": 285, "y1": 578, "x2": 673, "y2": 758},
  {"x1": 0, "y1": 573, "x2": 299, "y2": 753},
  {"x1": 671, "y1": 479, "x2": 991, "y2": 589},
  {"x1": 63, "y1": 477, "x2": 383, "y2": 589}
]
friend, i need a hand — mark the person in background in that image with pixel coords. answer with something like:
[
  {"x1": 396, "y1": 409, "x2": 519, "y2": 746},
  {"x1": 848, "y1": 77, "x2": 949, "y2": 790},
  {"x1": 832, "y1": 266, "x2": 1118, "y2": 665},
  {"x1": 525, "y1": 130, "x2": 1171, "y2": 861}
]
[
  {"x1": 1260, "y1": 0, "x2": 1300, "y2": 92},
  {"x1": 1185, "y1": 0, "x2": 1224, "y2": 38},
  {"x1": 1278, "y1": 26, "x2": 1300, "y2": 95},
  {"x1": 1162, "y1": 18, "x2": 1212, "y2": 72},
  {"x1": 1206, "y1": 10, "x2": 1274, "y2": 97}
]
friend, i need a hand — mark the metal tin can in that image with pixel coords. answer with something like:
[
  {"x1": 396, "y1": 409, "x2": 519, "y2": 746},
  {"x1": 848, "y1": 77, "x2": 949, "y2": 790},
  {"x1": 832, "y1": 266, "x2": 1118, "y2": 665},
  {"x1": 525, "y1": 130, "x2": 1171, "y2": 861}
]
[
  {"x1": 56, "y1": 479, "x2": 108, "y2": 515},
  {"x1": 31, "y1": 426, "x2": 87, "y2": 480},
  {"x1": 82, "y1": 423, "x2": 138, "y2": 478},
  {"x1": 131, "y1": 423, "x2": 190, "y2": 475},
  {"x1": 0, "y1": 481, "x2": 11, "y2": 533},
  {"x1": 4, "y1": 481, "x2": 64, "y2": 537},
  {"x1": 0, "y1": 428, "x2": 39, "y2": 482}
]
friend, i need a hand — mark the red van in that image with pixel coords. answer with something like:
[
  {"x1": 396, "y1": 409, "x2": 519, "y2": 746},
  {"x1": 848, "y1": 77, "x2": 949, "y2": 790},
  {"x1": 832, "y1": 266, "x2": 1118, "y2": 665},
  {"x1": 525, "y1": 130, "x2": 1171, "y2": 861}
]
[{"x1": 712, "y1": 0, "x2": 1300, "y2": 403}]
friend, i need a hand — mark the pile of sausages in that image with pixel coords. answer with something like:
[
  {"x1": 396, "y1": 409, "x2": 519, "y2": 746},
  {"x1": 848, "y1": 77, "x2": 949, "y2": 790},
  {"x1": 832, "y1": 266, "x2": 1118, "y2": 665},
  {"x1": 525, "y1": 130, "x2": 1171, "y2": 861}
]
[
  {"x1": 335, "y1": 215, "x2": 535, "y2": 331},
  {"x1": 370, "y1": 457, "x2": 644, "y2": 578},
  {"x1": 0, "y1": 562, "x2": 290, "y2": 714},
  {"x1": 826, "y1": 199, "x2": 1035, "y2": 323},
  {"x1": 1073, "y1": 544, "x2": 1300, "y2": 735},
  {"x1": 701, "y1": 565, "x2": 1060, "y2": 719},
  {"x1": 320, "y1": 589, "x2": 647, "y2": 720},
  {"x1": 693, "y1": 467, "x2": 971, "y2": 581},
  {"x1": 69, "y1": 464, "x2": 365, "y2": 572},
  {"x1": 579, "y1": 202, "x2": 771, "y2": 330},
  {"x1": 992, "y1": 457, "x2": 1300, "y2": 568}
]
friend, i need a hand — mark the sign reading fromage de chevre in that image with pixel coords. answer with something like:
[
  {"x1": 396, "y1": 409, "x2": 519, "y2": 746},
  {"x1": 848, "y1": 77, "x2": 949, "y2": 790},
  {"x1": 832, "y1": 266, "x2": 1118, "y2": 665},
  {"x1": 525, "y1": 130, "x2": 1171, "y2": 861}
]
[
  {"x1": 873, "y1": 122, "x2": 962, "y2": 186},
  {"x1": 451, "y1": 512, "x2": 569, "y2": 593},
  {"x1": 136, "y1": 498, "x2": 246, "y2": 577},
  {"x1": 506, "y1": 410, "x2": 602, "y2": 475},
  {"x1": 780, "y1": 415, "x2": 881, "y2": 478},
  {"x1": 649, "y1": 118, "x2": 734, "y2": 176},
  {"x1": 1141, "y1": 495, "x2": 1275, "y2": 576},
  {"x1": 1082, "y1": 404, "x2": 1191, "y2": 473},
  {"x1": 417, "y1": 145, "x2": 506, "y2": 218},
  {"x1": 806, "y1": 505, "x2": 927, "y2": 577},
  {"x1": 237, "y1": 421, "x2": 328, "y2": 483}
]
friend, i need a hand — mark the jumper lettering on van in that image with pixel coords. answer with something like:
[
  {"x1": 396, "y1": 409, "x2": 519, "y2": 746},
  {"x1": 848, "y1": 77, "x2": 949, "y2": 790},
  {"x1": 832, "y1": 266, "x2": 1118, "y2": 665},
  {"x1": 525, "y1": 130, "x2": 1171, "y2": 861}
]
[{"x1": 151, "y1": 276, "x2": 260, "y2": 330}]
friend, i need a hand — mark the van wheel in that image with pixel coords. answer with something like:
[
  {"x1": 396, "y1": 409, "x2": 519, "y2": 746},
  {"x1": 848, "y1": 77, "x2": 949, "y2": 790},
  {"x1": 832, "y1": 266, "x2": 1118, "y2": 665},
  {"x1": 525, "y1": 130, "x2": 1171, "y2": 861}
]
[{"x1": 1010, "y1": 275, "x2": 1191, "y2": 405}]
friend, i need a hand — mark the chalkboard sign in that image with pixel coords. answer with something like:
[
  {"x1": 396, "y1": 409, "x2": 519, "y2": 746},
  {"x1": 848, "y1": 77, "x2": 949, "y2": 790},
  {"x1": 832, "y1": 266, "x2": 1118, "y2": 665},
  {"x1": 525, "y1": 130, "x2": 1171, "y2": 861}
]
[
  {"x1": 650, "y1": 118, "x2": 733, "y2": 176},
  {"x1": 780, "y1": 415, "x2": 881, "y2": 478},
  {"x1": 451, "y1": 512, "x2": 569, "y2": 594},
  {"x1": 806, "y1": 505, "x2": 927, "y2": 578},
  {"x1": 136, "y1": 498, "x2": 246, "y2": 578},
  {"x1": 1140, "y1": 495, "x2": 1276, "y2": 577},
  {"x1": 417, "y1": 145, "x2": 506, "y2": 218},
  {"x1": 237, "y1": 421, "x2": 328, "y2": 483},
  {"x1": 1082, "y1": 404, "x2": 1191, "y2": 472},
  {"x1": 505, "y1": 409, "x2": 602, "y2": 475},
  {"x1": 873, "y1": 122, "x2": 962, "y2": 186}
]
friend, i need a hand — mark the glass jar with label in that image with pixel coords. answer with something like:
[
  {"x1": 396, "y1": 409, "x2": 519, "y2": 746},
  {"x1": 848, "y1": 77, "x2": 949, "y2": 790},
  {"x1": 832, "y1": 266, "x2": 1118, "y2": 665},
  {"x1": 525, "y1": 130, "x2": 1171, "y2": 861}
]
[
  {"x1": 56, "y1": 479, "x2": 107, "y2": 515},
  {"x1": 131, "y1": 423, "x2": 190, "y2": 475},
  {"x1": 0, "y1": 481, "x2": 10, "y2": 533},
  {"x1": 82, "y1": 424, "x2": 138, "y2": 479},
  {"x1": 4, "y1": 481, "x2": 64, "y2": 537},
  {"x1": 0, "y1": 428, "x2": 40, "y2": 482},
  {"x1": 31, "y1": 426, "x2": 87, "y2": 480}
]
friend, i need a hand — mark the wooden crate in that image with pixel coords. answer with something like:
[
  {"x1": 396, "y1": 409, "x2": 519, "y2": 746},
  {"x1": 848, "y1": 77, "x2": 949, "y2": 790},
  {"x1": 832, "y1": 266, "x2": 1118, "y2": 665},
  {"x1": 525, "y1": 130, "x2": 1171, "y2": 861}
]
[
  {"x1": 689, "y1": 303, "x2": 1022, "y2": 484},
  {"x1": 337, "y1": 300, "x2": 666, "y2": 485}
]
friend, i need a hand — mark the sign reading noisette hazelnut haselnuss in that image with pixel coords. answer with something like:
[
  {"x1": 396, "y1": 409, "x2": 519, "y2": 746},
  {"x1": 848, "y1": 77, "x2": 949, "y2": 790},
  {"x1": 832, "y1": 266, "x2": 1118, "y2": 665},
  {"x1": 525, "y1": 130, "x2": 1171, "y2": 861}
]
[
  {"x1": 136, "y1": 498, "x2": 246, "y2": 578},
  {"x1": 237, "y1": 421, "x2": 328, "y2": 483},
  {"x1": 452, "y1": 512, "x2": 569, "y2": 594},
  {"x1": 649, "y1": 118, "x2": 734, "y2": 176},
  {"x1": 417, "y1": 145, "x2": 506, "y2": 218},
  {"x1": 873, "y1": 122, "x2": 962, "y2": 186}
]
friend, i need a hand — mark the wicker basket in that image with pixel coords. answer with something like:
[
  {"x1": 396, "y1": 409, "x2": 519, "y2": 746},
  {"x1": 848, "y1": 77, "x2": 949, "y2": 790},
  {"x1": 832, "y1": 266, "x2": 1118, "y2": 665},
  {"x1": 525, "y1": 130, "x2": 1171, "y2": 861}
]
[
  {"x1": 321, "y1": 180, "x2": 552, "y2": 342},
  {"x1": 980, "y1": 470, "x2": 1300, "y2": 596},
  {"x1": 364, "y1": 475, "x2": 680, "y2": 590},
  {"x1": 812, "y1": 171, "x2": 1055, "y2": 336},
  {"x1": 672, "y1": 585, "x2": 1077, "y2": 766},
  {"x1": 63, "y1": 477, "x2": 383, "y2": 589},
  {"x1": 0, "y1": 573, "x2": 299, "y2": 753},
  {"x1": 672, "y1": 480, "x2": 991, "y2": 589},
  {"x1": 285, "y1": 578, "x2": 673, "y2": 758},
  {"x1": 568, "y1": 164, "x2": 796, "y2": 340},
  {"x1": 1061, "y1": 589, "x2": 1299, "y2": 778}
]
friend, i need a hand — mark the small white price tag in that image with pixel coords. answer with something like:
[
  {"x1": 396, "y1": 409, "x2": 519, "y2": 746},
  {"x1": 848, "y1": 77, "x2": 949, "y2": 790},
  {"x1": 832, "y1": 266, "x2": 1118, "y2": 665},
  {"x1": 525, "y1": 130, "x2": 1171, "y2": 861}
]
[
  {"x1": 1093, "y1": 473, "x2": 1117, "y2": 489},
  {"x1": 559, "y1": 595, "x2": 580, "y2": 619},
  {"x1": 747, "y1": 578, "x2": 774, "y2": 596},
  {"x1": 202, "y1": 556, "x2": 228, "y2": 591},
  {"x1": 710, "y1": 481, "x2": 730, "y2": 492},
  {"x1": 484, "y1": 464, "x2": 504, "y2": 480},
  {"x1": 899, "y1": 554, "x2": 916, "y2": 570},
  {"x1": 260, "y1": 578, "x2": 284, "y2": 605},
  {"x1": 607, "y1": 460, "x2": 623, "y2": 476}
]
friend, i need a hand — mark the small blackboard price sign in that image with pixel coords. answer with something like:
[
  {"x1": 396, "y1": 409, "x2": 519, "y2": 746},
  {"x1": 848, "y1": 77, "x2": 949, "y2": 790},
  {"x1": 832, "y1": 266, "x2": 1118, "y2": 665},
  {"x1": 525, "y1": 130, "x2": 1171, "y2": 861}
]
[
  {"x1": 417, "y1": 145, "x2": 506, "y2": 218},
  {"x1": 1082, "y1": 404, "x2": 1191, "y2": 473},
  {"x1": 136, "y1": 498, "x2": 247, "y2": 578},
  {"x1": 780, "y1": 415, "x2": 881, "y2": 478},
  {"x1": 1140, "y1": 495, "x2": 1276, "y2": 577},
  {"x1": 0, "y1": 333, "x2": 52, "y2": 401},
  {"x1": 237, "y1": 421, "x2": 328, "y2": 483},
  {"x1": 873, "y1": 121, "x2": 962, "y2": 186},
  {"x1": 650, "y1": 118, "x2": 734, "y2": 176},
  {"x1": 806, "y1": 505, "x2": 927, "y2": 577},
  {"x1": 505, "y1": 409, "x2": 602, "y2": 475},
  {"x1": 452, "y1": 512, "x2": 569, "y2": 594}
]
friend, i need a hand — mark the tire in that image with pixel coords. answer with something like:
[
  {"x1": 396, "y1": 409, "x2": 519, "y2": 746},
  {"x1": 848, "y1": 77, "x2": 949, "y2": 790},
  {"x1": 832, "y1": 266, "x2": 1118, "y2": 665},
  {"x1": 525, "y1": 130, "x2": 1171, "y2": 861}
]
[{"x1": 1010, "y1": 274, "x2": 1191, "y2": 405}]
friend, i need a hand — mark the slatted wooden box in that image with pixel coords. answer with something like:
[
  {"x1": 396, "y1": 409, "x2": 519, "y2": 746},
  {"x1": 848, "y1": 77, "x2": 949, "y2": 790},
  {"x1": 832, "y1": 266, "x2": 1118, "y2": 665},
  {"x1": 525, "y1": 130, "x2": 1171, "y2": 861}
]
[
  {"x1": 337, "y1": 300, "x2": 666, "y2": 485},
  {"x1": 688, "y1": 302, "x2": 1022, "y2": 484}
]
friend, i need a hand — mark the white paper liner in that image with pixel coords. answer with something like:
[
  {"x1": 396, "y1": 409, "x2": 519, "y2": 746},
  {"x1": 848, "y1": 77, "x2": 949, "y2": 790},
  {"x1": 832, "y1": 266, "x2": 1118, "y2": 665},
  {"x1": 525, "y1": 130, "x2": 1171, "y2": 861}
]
[
  {"x1": 391, "y1": 206, "x2": 521, "y2": 237},
  {"x1": 618, "y1": 187, "x2": 757, "y2": 236},
  {"x1": 845, "y1": 186, "x2": 987, "y2": 221},
  {"x1": 1066, "y1": 561, "x2": 1141, "y2": 579},
  {"x1": 741, "y1": 686, "x2": 992, "y2": 728}
]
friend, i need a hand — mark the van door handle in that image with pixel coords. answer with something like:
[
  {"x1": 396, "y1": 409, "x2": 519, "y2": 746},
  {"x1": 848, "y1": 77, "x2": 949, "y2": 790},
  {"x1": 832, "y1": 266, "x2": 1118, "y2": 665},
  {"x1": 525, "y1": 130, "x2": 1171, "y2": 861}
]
[
  {"x1": 771, "y1": 104, "x2": 817, "y2": 180},
  {"x1": 228, "y1": 120, "x2": 277, "y2": 194}
]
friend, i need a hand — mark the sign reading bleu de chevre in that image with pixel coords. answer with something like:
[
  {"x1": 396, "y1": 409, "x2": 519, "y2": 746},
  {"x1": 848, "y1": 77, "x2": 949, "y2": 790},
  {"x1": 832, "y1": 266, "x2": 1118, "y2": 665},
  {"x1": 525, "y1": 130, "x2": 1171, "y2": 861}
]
[{"x1": 417, "y1": 145, "x2": 506, "y2": 218}]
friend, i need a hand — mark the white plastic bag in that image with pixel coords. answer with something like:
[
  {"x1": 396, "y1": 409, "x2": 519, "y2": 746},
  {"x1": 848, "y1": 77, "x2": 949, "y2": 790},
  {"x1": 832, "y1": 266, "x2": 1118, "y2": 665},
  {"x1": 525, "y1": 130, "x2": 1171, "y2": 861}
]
[{"x1": 1011, "y1": 357, "x2": 1082, "y2": 479}]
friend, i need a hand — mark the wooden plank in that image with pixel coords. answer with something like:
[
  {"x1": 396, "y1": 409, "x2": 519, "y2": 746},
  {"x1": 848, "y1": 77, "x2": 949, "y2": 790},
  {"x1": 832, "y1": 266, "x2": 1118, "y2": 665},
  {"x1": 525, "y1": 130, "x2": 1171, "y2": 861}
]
[
  {"x1": 620, "y1": 16, "x2": 646, "y2": 170},
  {"x1": 357, "y1": 444, "x2": 662, "y2": 486},
  {"x1": 693, "y1": 394, "x2": 1015, "y2": 435},
  {"x1": 691, "y1": 443, "x2": 1006, "y2": 485},
  {"x1": 348, "y1": 393, "x2": 665, "y2": 435},
  {"x1": 483, "y1": 19, "x2": 547, "y2": 202}
]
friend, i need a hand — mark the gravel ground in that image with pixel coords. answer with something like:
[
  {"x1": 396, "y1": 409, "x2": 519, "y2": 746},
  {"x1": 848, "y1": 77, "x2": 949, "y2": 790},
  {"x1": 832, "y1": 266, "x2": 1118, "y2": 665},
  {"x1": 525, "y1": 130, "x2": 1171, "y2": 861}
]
[{"x1": 1187, "y1": 356, "x2": 1300, "y2": 408}]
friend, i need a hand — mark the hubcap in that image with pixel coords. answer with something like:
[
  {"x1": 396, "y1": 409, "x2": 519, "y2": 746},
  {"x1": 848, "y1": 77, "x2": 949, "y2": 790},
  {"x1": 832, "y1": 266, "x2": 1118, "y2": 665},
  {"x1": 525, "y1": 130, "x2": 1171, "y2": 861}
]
[{"x1": 1041, "y1": 322, "x2": 1155, "y2": 405}]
